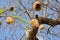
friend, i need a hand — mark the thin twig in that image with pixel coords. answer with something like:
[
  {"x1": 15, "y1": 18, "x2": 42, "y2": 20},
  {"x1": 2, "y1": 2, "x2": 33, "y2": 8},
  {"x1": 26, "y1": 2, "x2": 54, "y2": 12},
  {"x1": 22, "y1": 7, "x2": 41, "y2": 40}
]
[
  {"x1": 18, "y1": 0, "x2": 32, "y2": 20},
  {"x1": 44, "y1": 0, "x2": 49, "y2": 17},
  {"x1": 44, "y1": 6, "x2": 47, "y2": 17},
  {"x1": 47, "y1": 26, "x2": 51, "y2": 34},
  {"x1": 56, "y1": 0, "x2": 60, "y2": 4},
  {"x1": 20, "y1": 34, "x2": 25, "y2": 40}
]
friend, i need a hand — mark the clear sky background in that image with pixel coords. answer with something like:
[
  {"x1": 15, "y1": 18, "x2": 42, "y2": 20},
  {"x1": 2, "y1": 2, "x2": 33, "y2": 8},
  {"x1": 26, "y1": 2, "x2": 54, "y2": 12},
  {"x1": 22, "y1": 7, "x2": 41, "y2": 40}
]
[{"x1": 0, "y1": 0, "x2": 60, "y2": 40}]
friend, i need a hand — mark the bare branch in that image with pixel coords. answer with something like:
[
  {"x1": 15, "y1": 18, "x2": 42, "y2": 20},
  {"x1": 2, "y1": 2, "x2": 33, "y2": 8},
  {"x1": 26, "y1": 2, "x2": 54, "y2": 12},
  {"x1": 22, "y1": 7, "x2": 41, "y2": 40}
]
[
  {"x1": 18, "y1": 0, "x2": 32, "y2": 20},
  {"x1": 38, "y1": 16, "x2": 60, "y2": 26},
  {"x1": 56, "y1": 0, "x2": 60, "y2": 4},
  {"x1": 20, "y1": 34, "x2": 25, "y2": 40}
]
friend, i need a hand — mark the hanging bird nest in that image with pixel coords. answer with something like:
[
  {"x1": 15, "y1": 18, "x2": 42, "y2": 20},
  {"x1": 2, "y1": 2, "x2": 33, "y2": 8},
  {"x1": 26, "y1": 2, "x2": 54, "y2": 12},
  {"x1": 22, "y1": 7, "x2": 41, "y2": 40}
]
[
  {"x1": 9, "y1": 6, "x2": 14, "y2": 11},
  {"x1": 30, "y1": 19, "x2": 39, "y2": 28},
  {"x1": 33, "y1": 1, "x2": 42, "y2": 11},
  {"x1": 6, "y1": 17, "x2": 14, "y2": 24},
  {"x1": 39, "y1": 24, "x2": 44, "y2": 30}
]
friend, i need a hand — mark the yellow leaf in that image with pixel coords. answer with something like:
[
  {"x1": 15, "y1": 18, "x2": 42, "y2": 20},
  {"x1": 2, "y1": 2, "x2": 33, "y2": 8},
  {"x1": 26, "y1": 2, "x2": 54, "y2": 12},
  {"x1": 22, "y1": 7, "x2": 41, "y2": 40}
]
[{"x1": 0, "y1": 9, "x2": 3, "y2": 14}]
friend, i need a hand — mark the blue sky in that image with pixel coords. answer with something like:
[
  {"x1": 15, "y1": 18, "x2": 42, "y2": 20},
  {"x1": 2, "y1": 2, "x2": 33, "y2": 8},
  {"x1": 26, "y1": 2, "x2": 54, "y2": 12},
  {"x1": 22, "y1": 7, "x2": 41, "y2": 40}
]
[{"x1": 0, "y1": 0, "x2": 60, "y2": 40}]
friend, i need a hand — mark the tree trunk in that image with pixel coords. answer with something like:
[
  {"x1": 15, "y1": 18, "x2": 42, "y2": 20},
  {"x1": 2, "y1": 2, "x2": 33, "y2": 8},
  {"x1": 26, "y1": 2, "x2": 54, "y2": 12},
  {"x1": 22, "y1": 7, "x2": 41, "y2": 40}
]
[{"x1": 25, "y1": 27, "x2": 39, "y2": 40}]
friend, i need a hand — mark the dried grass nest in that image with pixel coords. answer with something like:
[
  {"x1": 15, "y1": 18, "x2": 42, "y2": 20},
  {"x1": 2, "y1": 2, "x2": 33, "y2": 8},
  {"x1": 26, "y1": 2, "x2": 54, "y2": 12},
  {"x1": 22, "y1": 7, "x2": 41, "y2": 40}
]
[{"x1": 33, "y1": 1, "x2": 42, "y2": 11}]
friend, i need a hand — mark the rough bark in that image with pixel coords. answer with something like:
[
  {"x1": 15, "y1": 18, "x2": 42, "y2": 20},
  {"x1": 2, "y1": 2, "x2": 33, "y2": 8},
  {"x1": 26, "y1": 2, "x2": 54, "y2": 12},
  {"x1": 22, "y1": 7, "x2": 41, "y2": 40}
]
[
  {"x1": 25, "y1": 27, "x2": 39, "y2": 40},
  {"x1": 38, "y1": 17, "x2": 60, "y2": 26}
]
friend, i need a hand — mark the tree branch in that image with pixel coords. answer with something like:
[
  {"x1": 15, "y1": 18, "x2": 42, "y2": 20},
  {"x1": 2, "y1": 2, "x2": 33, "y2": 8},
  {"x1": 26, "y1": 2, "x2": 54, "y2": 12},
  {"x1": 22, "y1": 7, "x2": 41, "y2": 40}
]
[
  {"x1": 38, "y1": 16, "x2": 60, "y2": 26},
  {"x1": 25, "y1": 15, "x2": 60, "y2": 40},
  {"x1": 18, "y1": 0, "x2": 32, "y2": 20}
]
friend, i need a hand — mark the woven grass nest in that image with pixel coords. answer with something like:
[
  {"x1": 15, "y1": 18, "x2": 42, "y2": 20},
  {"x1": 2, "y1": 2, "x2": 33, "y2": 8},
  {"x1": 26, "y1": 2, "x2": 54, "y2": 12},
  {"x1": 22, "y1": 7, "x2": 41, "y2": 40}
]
[
  {"x1": 9, "y1": 6, "x2": 14, "y2": 11},
  {"x1": 33, "y1": 1, "x2": 42, "y2": 11},
  {"x1": 6, "y1": 17, "x2": 14, "y2": 24}
]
